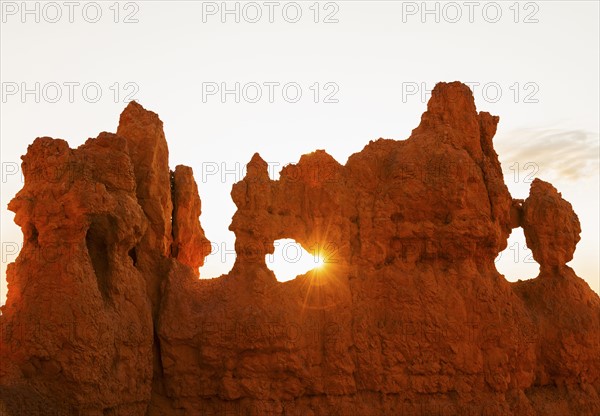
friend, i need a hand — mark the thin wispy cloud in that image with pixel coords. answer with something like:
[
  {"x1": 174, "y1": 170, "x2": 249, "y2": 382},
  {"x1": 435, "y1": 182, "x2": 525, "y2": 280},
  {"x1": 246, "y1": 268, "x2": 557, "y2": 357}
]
[{"x1": 496, "y1": 129, "x2": 600, "y2": 181}]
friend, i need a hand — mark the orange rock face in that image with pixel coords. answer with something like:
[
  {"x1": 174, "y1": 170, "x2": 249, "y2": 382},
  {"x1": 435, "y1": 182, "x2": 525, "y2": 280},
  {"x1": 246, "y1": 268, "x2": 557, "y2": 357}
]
[
  {"x1": 1, "y1": 82, "x2": 598, "y2": 415},
  {"x1": 171, "y1": 165, "x2": 211, "y2": 273},
  {"x1": 521, "y1": 179, "x2": 581, "y2": 270}
]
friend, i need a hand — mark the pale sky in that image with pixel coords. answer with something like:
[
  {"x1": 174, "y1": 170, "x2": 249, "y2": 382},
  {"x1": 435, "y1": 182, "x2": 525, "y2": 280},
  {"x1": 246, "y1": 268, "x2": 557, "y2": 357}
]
[{"x1": 1, "y1": 1, "x2": 599, "y2": 303}]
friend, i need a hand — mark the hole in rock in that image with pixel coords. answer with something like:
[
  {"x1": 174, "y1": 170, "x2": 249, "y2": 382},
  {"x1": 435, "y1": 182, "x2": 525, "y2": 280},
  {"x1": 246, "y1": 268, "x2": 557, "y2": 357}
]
[
  {"x1": 86, "y1": 225, "x2": 111, "y2": 300},
  {"x1": 495, "y1": 227, "x2": 540, "y2": 282},
  {"x1": 29, "y1": 225, "x2": 39, "y2": 244},
  {"x1": 266, "y1": 239, "x2": 325, "y2": 282},
  {"x1": 128, "y1": 247, "x2": 138, "y2": 267}
]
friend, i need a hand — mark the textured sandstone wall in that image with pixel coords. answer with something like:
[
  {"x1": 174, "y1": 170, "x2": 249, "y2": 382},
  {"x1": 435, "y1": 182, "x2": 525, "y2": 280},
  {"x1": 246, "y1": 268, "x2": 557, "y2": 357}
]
[{"x1": 0, "y1": 82, "x2": 598, "y2": 416}]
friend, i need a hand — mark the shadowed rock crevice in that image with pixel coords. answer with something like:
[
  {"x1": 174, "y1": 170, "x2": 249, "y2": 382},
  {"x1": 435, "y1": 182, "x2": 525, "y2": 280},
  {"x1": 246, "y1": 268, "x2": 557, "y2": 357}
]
[
  {"x1": 86, "y1": 223, "x2": 111, "y2": 302},
  {"x1": 1, "y1": 82, "x2": 598, "y2": 416},
  {"x1": 128, "y1": 247, "x2": 138, "y2": 267}
]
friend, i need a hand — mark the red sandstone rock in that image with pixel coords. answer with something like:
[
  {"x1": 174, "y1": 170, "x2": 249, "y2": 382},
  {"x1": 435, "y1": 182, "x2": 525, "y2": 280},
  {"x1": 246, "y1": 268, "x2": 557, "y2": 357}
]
[
  {"x1": 116, "y1": 101, "x2": 175, "y2": 319},
  {"x1": 1, "y1": 83, "x2": 598, "y2": 415},
  {"x1": 171, "y1": 165, "x2": 211, "y2": 273},
  {"x1": 521, "y1": 178, "x2": 581, "y2": 270},
  {"x1": 1, "y1": 133, "x2": 154, "y2": 414},
  {"x1": 117, "y1": 101, "x2": 173, "y2": 259}
]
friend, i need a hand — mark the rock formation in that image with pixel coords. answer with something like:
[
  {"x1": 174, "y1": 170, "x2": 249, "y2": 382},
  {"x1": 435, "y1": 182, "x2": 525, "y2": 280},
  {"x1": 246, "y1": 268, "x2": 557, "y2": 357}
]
[{"x1": 1, "y1": 82, "x2": 598, "y2": 415}]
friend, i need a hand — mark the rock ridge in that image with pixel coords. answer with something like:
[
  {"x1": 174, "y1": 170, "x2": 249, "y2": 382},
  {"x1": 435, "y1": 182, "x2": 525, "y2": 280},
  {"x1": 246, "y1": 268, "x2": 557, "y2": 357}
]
[{"x1": 0, "y1": 81, "x2": 598, "y2": 416}]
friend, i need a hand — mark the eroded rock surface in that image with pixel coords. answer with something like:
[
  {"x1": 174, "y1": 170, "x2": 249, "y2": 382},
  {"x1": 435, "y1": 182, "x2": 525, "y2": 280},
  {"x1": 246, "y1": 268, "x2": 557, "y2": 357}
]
[
  {"x1": 1, "y1": 82, "x2": 598, "y2": 415},
  {"x1": 521, "y1": 178, "x2": 581, "y2": 270},
  {"x1": 171, "y1": 165, "x2": 211, "y2": 274}
]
